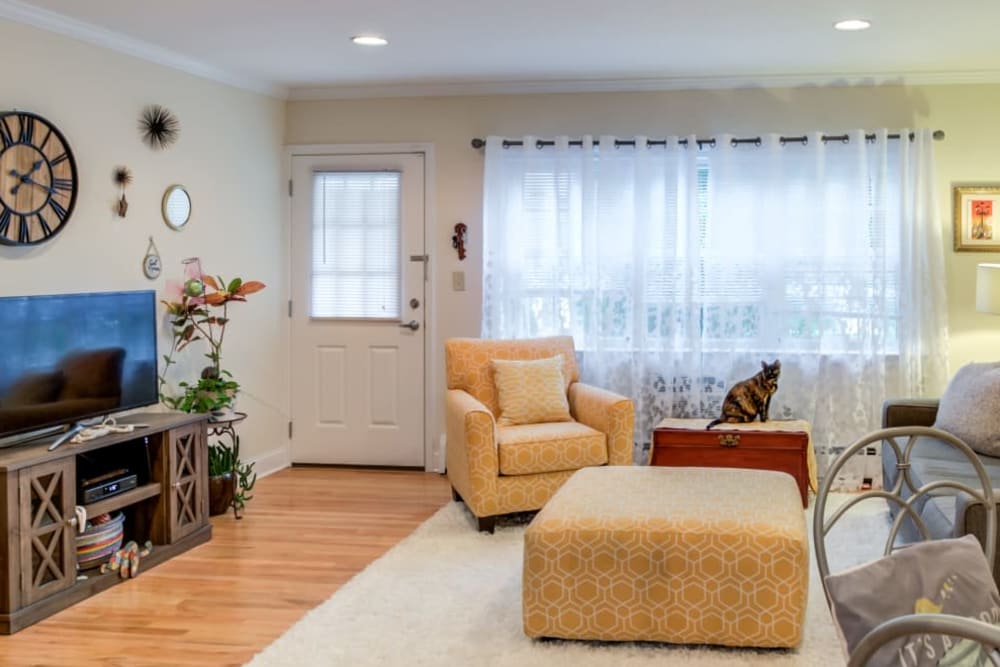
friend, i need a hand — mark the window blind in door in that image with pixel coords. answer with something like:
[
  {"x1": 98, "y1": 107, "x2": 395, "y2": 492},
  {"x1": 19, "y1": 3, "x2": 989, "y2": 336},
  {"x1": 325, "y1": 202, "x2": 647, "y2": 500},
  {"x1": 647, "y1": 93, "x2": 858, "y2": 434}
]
[{"x1": 311, "y1": 171, "x2": 402, "y2": 319}]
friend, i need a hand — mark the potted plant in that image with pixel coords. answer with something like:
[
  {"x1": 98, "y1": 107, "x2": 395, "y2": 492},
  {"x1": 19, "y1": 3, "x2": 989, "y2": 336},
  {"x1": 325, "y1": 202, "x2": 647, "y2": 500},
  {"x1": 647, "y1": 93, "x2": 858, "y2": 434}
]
[
  {"x1": 159, "y1": 263, "x2": 265, "y2": 516},
  {"x1": 207, "y1": 442, "x2": 236, "y2": 516},
  {"x1": 207, "y1": 438, "x2": 256, "y2": 516}
]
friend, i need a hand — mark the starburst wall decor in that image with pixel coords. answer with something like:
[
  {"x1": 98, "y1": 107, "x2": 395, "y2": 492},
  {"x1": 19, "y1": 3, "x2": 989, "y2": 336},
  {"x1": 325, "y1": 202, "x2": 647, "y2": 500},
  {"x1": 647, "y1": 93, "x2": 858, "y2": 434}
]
[
  {"x1": 138, "y1": 104, "x2": 180, "y2": 150},
  {"x1": 113, "y1": 165, "x2": 132, "y2": 217}
]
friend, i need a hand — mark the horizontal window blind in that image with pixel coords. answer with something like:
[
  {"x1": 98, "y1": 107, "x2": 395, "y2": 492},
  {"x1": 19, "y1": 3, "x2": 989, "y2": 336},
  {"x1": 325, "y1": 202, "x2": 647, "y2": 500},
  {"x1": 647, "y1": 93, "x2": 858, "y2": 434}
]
[{"x1": 311, "y1": 171, "x2": 401, "y2": 319}]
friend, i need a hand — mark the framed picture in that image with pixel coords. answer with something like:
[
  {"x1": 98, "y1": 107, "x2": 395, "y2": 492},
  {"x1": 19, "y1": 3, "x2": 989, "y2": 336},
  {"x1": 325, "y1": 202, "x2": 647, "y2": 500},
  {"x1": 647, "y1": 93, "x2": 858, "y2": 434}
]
[{"x1": 954, "y1": 184, "x2": 1000, "y2": 251}]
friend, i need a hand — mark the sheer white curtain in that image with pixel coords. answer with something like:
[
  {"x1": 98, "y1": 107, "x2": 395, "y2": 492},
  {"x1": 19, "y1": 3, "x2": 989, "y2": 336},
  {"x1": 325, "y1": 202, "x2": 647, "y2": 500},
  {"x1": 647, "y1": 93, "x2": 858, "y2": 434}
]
[{"x1": 482, "y1": 131, "x2": 947, "y2": 479}]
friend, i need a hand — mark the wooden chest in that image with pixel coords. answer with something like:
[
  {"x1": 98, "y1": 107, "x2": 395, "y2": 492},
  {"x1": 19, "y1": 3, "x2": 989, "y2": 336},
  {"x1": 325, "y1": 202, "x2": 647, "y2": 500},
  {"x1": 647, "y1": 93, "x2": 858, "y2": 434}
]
[{"x1": 651, "y1": 421, "x2": 810, "y2": 507}]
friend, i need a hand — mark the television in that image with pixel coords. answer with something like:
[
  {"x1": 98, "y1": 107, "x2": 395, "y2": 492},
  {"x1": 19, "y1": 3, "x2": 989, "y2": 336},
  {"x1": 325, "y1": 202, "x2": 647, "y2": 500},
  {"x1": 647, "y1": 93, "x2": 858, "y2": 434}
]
[{"x1": 0, "y1": 290, "x2": 158, "y2": 446}]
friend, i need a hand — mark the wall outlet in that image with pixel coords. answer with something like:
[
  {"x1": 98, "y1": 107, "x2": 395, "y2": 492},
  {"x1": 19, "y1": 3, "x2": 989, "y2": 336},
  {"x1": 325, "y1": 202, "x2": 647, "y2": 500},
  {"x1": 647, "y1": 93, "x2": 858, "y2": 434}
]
[{"x1": 452, "y1": 271, "x2": 466, "y2": 291}]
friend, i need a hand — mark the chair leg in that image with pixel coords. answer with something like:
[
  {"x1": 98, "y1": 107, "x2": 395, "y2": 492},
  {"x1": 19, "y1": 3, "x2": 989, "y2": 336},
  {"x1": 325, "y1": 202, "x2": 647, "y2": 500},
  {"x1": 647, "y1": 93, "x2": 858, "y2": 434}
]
[
  {"x1": 451, "y1": 486, "x2": 462, "y2": 502},
  {"x1": 477, "y1": 515, "x2": 496, "y2": 534}
]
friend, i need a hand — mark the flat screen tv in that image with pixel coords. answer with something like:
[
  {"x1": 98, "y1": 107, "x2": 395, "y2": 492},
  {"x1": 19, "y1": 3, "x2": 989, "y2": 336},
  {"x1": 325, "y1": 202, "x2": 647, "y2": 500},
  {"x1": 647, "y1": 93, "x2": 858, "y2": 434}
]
[{"x1": 0, "y1": 290, "x2": 158, "y2": 445}]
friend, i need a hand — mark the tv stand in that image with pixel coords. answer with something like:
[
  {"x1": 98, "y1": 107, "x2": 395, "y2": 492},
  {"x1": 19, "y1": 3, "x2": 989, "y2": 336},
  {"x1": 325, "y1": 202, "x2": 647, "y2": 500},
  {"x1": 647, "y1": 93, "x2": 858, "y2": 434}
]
[{"x1": 0, "y1": 411, "x2": 210, "y2": 633}]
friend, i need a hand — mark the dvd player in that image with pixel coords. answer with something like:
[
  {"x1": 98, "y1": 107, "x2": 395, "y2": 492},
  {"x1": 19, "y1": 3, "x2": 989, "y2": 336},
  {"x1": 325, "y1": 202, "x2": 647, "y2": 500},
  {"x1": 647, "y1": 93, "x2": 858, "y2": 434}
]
[{"x1": 80, "y1": 469, "x2": 138, "y2": 504}]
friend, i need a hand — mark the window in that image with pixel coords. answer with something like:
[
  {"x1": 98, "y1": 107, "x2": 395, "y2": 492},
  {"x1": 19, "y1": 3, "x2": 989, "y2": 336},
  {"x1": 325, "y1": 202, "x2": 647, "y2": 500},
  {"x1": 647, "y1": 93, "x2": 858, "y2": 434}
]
[
  {"x1": 503, "y1": 156, "x2": 899, "y2": 354},
  {"x1": 311, "y1": 171, "x2": 401, "y2": 319}
]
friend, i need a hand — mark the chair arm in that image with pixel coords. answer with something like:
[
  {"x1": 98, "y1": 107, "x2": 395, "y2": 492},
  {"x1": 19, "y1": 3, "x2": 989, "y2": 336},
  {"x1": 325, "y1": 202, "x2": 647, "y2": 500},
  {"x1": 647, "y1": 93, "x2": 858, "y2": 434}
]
[
  {"x1": 445, "y1": 389, "x2": 499, "y2": 517},
  {"x1": 848, "y1": 613, "x2": 1000, "y2": 667},
  {"x1": 568, "y1": 382, "x2": 635, "y2": 466},
  {"x1": 882, "y1": 398, "x2": 939, "y2": 428}
]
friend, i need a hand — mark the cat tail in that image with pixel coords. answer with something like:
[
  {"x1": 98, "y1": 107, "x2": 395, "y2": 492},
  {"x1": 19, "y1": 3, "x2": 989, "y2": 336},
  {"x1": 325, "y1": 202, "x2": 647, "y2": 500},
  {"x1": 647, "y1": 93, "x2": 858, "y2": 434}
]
[{"x1": 705, "y1": 419, "x2": 721, "y2": 430}]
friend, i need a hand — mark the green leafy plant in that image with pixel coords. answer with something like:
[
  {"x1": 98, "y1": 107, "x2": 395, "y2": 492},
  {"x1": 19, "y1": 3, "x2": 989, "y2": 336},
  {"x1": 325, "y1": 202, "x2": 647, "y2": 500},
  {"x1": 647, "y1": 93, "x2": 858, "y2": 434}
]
[
  {"x1": 208, "y1": 439, "x2": 256, "y2": 511},
  {"x1": 208, "y1": 441, "x2": 235, "y2": 477},
  {"x1": 173, "y1": 372, "x2": 240, "y2": 414},
  {"x1": 158, "y1": 273, "x2": 265, "y2": 411}
]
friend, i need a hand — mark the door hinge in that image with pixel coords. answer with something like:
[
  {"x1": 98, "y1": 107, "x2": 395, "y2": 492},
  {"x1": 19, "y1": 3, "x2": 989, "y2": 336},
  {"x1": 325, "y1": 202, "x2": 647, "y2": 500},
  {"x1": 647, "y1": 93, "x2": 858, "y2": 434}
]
[
  {"x1": 288, "y1": 179, "x2": 293, "y2": 197},
  {"x1": 288, "y1": 421, "x2": 293, "y2": 439},
  {"x1": 287, "y1": 300, "x2": 292, "y2": 317}
]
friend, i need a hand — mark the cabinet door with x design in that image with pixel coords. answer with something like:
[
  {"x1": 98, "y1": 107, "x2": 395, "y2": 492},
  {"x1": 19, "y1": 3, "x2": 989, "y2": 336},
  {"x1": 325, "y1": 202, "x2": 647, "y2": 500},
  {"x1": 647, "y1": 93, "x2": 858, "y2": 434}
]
[
  {"x1": 165, "y1": 423, "x2": 208, "y2": 543},
  {"x1": 17, "y1": 459, "x2": 75, "y2": 606}
]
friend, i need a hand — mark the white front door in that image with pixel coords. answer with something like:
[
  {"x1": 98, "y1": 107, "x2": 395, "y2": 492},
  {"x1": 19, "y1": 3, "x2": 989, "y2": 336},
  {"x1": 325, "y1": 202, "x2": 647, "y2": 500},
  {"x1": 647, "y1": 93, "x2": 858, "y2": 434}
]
[{"x1": 290, "y1": 153, "x2": 425, "y2": 466}]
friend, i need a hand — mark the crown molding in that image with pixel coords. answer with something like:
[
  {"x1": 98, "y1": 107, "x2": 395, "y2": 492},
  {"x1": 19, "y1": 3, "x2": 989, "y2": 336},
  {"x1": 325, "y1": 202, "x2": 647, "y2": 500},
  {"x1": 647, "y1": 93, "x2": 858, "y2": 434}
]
[
  {"x1": 0, "y1": 0, "x2": 287, "y2": 98},
  {"x1": 2, "y1": 0, "x2": 996, "y2": 104},
  {"x1": 289, "y1": 69, "x2": 1000, "y2": 101}
]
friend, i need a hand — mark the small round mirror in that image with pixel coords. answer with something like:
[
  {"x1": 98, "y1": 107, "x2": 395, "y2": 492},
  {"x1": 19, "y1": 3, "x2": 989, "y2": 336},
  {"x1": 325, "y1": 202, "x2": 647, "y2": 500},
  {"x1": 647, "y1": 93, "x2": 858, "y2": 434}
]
[{"x1": 162, "y1": 185, "x2": 191, "y2": 230}]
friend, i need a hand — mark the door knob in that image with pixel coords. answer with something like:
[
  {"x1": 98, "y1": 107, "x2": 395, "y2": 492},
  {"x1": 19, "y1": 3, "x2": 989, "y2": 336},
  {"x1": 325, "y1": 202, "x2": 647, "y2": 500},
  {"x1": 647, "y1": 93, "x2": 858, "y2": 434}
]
[{"x1": 399, "y1": 320, "x2": 420, "y2": 331}]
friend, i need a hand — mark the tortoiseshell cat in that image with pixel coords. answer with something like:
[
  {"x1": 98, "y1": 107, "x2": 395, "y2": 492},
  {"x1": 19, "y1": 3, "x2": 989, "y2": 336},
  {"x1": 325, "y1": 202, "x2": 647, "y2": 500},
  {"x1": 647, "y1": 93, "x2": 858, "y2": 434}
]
[{"x1": 706, "y1": 360, "x2": 781, "y2": 430}]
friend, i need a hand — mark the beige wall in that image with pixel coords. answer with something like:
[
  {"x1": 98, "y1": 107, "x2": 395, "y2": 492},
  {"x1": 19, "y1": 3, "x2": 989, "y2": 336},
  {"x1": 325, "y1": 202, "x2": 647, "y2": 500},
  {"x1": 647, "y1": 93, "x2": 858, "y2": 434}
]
[
  {"x1": 287, "y1": 83, "x2": 1000, "y2": 445},
  {"x1": 0, "y1": 20, "x2": 288, "y2": 469}
]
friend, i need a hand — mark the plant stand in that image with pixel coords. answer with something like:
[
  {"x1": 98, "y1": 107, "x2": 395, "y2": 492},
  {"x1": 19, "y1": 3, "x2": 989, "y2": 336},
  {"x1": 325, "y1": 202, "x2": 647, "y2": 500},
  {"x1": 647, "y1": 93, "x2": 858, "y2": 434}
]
[{"x1": 208, "y1": 411, "x2": 247, "y2": 519}]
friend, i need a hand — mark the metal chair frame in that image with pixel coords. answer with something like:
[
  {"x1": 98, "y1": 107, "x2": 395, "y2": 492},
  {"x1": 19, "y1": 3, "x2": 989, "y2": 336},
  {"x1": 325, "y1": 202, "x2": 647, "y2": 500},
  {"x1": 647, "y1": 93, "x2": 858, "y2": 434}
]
[{"x1": 813, "y1": 426, "x2": 1000, "y2": 667}]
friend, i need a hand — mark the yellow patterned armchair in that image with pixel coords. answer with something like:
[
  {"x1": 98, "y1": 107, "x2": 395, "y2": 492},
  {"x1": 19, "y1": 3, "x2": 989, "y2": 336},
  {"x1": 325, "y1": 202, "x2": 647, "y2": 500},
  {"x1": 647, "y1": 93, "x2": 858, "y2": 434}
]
[{"x1": 445, "y1": 336, "x2": 635, "y2": 532}]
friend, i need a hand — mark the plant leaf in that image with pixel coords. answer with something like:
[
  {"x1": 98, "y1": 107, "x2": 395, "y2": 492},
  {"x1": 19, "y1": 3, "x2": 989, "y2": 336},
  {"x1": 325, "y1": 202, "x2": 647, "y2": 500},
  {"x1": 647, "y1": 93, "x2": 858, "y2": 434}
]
[
  {"x1": 227, "y1": 277, "x2": 243, "y2": 293},
  {"x1": 234, "y1": 281, "x2": 266, "y2": 296},
  {"x1": 201, "y1": 275, "x2": 220, "y2": 290},
  {"x1": 204, "y1": 292, "x2": 227, "y2": 305}
]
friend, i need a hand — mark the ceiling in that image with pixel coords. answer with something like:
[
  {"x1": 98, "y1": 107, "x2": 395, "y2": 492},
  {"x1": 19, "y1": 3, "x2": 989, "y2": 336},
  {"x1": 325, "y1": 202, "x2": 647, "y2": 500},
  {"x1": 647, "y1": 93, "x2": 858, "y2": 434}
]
[{"x1": 4, "y1": 0, "x2": 1000, "y2": 98}]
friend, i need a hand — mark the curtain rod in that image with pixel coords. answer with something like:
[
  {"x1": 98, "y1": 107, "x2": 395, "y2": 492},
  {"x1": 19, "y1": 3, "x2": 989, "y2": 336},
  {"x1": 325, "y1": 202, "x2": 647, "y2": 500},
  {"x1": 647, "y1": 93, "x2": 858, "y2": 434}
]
[{"x1": 470, "y1": 131, "x2": 945, "y2": 150}]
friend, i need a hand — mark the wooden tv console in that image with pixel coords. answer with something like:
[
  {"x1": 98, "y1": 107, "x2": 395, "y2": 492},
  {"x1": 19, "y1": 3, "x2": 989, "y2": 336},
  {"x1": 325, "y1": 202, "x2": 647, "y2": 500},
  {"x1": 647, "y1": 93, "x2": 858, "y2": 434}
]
[{"x1": 0, "y1": 412, "x2": 210, "y2": 633}]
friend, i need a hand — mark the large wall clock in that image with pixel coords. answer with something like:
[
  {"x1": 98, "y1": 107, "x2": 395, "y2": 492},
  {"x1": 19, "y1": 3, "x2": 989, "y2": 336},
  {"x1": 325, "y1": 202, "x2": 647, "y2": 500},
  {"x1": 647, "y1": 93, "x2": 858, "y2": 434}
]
[{"x1": 0, "y1": 111, "x2": 78, "y2": 246}]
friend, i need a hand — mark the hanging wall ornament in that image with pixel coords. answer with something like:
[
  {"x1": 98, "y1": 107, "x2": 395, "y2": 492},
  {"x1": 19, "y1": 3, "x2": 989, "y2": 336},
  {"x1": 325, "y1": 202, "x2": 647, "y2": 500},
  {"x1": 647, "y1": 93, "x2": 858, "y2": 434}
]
[
  {"x1": 143, "y1": 237, "x2": 162, "y2": 280},
  {"x1": 138, "y1": 104, "x2": 180, "y2": 150},
  {"x1": 113, "y1": 166, "x2": 132, "y2": 217}
]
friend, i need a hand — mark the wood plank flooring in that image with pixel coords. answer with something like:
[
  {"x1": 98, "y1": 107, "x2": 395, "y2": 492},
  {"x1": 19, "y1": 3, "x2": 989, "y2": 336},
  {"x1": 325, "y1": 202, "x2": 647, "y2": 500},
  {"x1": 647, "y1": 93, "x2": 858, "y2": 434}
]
[{"x1": 0, "y1": 467, "x2": 451, "y2": 667}]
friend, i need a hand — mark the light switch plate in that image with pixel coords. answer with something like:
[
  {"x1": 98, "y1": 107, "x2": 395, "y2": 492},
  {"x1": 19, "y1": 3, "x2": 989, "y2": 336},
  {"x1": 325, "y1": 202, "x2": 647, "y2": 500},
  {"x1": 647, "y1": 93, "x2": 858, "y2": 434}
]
[{"x1": 452, "y1": 271, "x2": 466, "y2": 291}]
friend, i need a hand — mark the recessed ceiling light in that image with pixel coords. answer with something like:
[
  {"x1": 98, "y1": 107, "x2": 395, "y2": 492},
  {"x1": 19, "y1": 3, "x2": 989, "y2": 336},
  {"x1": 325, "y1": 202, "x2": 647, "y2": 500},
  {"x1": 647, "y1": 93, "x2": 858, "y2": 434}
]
[
  {"x1": 351, "y1": 35, "x2": 388, "y2": 46},
  {"x1": 833, "y1": 19, "x2": 871, "y2": 31}
]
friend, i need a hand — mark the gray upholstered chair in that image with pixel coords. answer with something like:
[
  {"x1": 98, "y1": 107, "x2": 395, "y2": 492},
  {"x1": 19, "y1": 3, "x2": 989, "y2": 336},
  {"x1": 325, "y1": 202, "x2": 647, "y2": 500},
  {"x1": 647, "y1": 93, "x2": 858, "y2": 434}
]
[{"x1": 815, "y1": 426, "x2": 1000, "y2": 667}]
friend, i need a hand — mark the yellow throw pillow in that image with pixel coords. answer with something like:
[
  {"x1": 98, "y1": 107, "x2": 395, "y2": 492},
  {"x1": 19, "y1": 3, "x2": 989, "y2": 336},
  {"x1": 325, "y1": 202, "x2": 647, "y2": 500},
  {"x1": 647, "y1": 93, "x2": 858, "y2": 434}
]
[{"x1": 492, "y1": 355, "x2": 572, "y2": 426}]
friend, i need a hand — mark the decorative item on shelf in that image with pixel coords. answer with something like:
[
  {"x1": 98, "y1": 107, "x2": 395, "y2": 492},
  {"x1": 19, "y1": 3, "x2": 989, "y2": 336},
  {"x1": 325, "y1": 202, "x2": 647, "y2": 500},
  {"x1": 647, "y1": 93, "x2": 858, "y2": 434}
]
[
  {"x1": 0, "y1": 110, "x2": 79, "y2": 246},
  {"x1": 954, "y1": 184, "x2": 1000, "y2": 251},
  {"x1": 159, "y1": 258, "x2": 265, "y2": 515},
  {"x1": 138, "y1": 104, "x2": 179, "y2": 150},
  {"x1": 98, "y1": 539, "x2": 152, "y2": 579},
  {"x1": 452, "y1": 222, "x2": 468, "y2": 260},
  {"x1": 143, "y1": 236, "x2": 162, "y2": 280},
  {"x1": 112, "y1": 165, "x2": 132, "y2": 217},
  {"x1": 162, "y1": 184, "x2": 191, "y2": 230},
  {"x1": 75, "y1": 511, "x2": 125, "y2": 570}
]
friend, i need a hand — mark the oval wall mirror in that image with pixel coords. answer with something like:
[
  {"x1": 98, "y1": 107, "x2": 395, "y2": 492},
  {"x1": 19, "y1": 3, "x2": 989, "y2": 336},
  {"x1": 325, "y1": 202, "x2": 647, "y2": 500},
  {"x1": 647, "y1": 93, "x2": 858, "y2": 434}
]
[{"x1": 162, "y1": 185, "x2": 191, "y2": 231}]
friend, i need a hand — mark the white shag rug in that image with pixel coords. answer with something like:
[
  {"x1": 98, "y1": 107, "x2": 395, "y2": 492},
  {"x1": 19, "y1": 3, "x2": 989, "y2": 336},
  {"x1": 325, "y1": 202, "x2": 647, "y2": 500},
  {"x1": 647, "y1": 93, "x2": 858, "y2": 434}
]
[{"x1": 246, "y1": 494, "x2": 887, "y2": 666}]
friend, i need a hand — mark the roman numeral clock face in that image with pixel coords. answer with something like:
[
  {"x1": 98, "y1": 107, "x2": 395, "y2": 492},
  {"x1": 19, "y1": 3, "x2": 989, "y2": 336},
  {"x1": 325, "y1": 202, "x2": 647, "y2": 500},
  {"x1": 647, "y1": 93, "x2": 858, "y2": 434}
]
[{"x1": 0, "y1": 112, "x2": 78, "y2": 246}]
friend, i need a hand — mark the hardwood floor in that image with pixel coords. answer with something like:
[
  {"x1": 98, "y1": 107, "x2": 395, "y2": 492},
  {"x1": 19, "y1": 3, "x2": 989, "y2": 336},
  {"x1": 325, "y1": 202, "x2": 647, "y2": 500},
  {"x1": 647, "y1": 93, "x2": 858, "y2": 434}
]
[{"x1": 0, "y1": 467, "x2": 450, "y2": 667}]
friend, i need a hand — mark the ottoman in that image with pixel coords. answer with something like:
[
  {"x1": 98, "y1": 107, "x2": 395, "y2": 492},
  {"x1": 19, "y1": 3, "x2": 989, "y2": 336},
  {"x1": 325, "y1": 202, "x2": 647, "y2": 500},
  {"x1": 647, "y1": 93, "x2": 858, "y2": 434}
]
[{"x1": 522, "y1": 466, "x2": 808, "y2": 647}]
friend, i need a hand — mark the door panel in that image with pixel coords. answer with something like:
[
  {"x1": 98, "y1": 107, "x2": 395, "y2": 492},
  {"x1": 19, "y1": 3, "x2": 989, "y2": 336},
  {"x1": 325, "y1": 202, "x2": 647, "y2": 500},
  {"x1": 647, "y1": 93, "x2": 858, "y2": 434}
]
[
  {"x1": 368, "y1": 346, "x2": 399, "y2": 426},
  {"x1": 18, "y1": 459, "x2": 75, "y2": 606},
  {"x1": 290, "y1": 153, "x2": 425, "y2": 466},
  {"x1": 317, "y1": 346, "x2": 347, "y2": 425},
  {"x1": 166, "y1": 423, "x2": 207, "y2": 542}
]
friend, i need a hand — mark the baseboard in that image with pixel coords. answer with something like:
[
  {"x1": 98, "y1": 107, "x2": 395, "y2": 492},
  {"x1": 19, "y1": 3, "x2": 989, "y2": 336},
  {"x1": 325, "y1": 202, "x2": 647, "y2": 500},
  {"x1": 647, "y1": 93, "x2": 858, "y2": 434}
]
[{"x1": 250, "y1": 446, "x2": 291, "y2": 479}]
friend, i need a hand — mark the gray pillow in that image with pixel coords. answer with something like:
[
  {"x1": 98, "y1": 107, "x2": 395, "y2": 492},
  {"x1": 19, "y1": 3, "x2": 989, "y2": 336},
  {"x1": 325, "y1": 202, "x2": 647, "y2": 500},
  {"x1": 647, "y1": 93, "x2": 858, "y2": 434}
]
[
  {"x1": 934, "y1": 362, "x2": 1000, "y2": 456},
  {"x1": 825, "y1": 534, "x2": 1000, "y2": 666}
]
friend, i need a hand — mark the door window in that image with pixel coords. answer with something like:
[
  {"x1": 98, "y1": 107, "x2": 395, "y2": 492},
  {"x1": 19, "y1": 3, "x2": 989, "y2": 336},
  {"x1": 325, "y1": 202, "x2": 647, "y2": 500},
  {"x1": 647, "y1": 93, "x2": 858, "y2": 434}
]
[{"x1": 311, "y1": 171, "x2": 402, "y2": 319}]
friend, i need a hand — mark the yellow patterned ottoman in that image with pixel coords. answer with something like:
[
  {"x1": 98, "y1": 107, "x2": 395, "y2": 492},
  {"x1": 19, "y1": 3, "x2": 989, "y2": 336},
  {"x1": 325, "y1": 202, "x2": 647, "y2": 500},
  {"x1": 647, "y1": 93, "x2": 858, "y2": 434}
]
[{"x1": 522, "y1": 466, "x2": 808, "y2": 648}]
